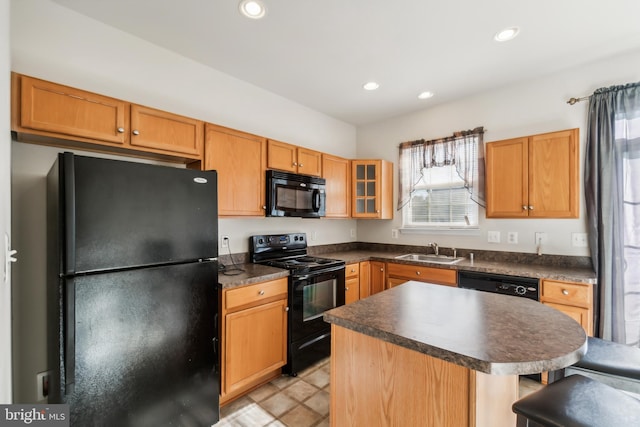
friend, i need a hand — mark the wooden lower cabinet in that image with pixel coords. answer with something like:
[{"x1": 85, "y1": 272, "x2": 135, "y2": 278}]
[
  {"x1": 387, "y1": 262, "x2": 457, "y2": 287},
  {"x1": 540, "y1": 279, "x2": 594, "y2": 335},
  {"x1": 369, "y1": 261, "x2": 386, "y2": 295},
  {"x1": 540, "y1": 278, "x2": 594, "y2": 384},
  {"x1": 331, "y1": 325, "x2": 517, "y2": 427},
  {"x1": 220, "y1": 278, "x2": 288, "y2": 405},
  {"x1": 345, "y1": 262, "x2": 360, "y2": 304}
]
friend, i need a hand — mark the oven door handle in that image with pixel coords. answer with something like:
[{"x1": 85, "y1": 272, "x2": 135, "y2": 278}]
[{"x1": 293, "y1": 264, "x2": 345, "y2": 280}]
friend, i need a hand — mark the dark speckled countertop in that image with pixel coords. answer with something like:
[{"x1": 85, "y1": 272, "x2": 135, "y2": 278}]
[
  {"x1": 316, "y1": 249, "x2": 597, "y2": 284},
  {"x1": 217, "y1": 263, "x2": 288, "y2": 289},
  {"x1": 324, "y1": 281, "x2": 588, "y2": 375}
]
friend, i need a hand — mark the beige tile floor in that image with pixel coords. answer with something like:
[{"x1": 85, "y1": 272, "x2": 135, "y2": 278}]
[{"x1": 218, "y1": 358, "x2": 543, "y2": 426}]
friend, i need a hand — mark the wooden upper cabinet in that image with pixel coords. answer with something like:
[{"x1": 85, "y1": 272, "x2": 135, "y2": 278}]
[
  {"x1": 11, "y1": 73, "x2": 203, "y2": 163},
  {"x1": 14, "y1": 74, "x2": 128, "y2": 146},
  {"x1": 485, "y1": 137, "x2": 529, "y2": 217},
  {"x1": 297, "y1": 147, "x2": 323, "y2": 176},
  {"x1": 322, "y1": 153, "x2": 351, "y2": 218},
  {"x1": 351, "y1": 159, "x2": 393, "y2": 219},
  {"x1": 129, "y1": 104, "x2": 203, "y2": 157},
  {"x1": 486, "y1": 129, "x2": 579, "y2": 218},
  {"x1": 267, "y1": 139, "x2": 322, "y2": 176},
  {"x1": 267, "y1": 139, "x2": 297, "y2": 172},
  {"x1": 204, "y1": 124, "x2": 266, "y2": 217}
]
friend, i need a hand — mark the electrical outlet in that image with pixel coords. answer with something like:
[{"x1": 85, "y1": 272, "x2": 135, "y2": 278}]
[
  {"x1": 312, "y1": 231, "x2": 318, "y2": 241},
  {"x1": 534, "y1": 232, "x2": 548, "y2": 245},
  {"x1": 487, "y1": 231, "x2": 501, "y2": 243},
  {"x1": 221, "y1": 235, "x2": 229, "y2": 248},
  {"x1": 37, "y1": 370, "x2": 52, "y2": 401},
  {"x1": 391, "y1": 229, "x2": 398, "y2": 239},
  {"x1": 350, "y1": 229, "x2": 356, "y2": 238},
  {"x1": 507, "y1": 232, "x2": 518, "y2": 244},
  {"x1": 572, "y1": 233, "x2": 588, "y2": 247}
]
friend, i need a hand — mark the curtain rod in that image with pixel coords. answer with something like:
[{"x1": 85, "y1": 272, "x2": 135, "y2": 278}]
[{"x1": 566, "y1": 96, "x2": 590, "y2": 105}]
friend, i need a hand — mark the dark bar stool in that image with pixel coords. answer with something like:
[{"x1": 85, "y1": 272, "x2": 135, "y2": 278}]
[
  {"x1": 562, "y1": 336, "x2": 640, "y2": 394},
  {"x1": 512, "y1": 374, "x2": 640, "y2": 427}
]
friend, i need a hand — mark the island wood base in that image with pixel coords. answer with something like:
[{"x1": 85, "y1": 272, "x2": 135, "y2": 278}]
[{"x1": 330, "y1": 325, "x2": 519, "y2": 427}]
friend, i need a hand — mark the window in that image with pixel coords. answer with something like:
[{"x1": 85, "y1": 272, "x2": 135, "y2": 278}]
[{"x1": 398, "y1": 127, "x2": 484, "y2": 229}]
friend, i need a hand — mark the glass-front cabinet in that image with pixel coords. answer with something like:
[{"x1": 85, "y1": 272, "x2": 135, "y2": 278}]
[{"x1": 351, "y1": 159, "x2": 393, "y2": 219}]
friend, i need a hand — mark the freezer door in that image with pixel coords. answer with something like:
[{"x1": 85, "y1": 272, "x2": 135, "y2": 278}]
[
  {"x1": 54, "y1": 153, "x2": 218, "y2": 274},
  {"x1": 54, "y1": 261, "x2": 219, "y2": 427}
]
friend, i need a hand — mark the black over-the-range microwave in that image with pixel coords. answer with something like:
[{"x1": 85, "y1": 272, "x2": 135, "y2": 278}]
[{"x1": 266, "y1": 170, "x2": 326, "y2": 218}]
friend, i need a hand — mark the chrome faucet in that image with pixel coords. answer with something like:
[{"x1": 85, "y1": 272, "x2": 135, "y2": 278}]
[{"x1": 428, "y1": 242, "x2": 439, "y2": 256}]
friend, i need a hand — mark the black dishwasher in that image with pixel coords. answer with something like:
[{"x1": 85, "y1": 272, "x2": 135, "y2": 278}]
[{"x1": 458, "y1": 271, "x2": 539, "y2": 301}]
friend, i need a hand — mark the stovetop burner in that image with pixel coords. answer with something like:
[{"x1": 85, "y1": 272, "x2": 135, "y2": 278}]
[{"x1": 249, "y1": 233, "x2": 345, "y2": 274}]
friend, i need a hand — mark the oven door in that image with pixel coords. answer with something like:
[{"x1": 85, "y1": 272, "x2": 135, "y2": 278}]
[{"x1": 290, "y1": 266, "x2": 345, "y2": 342}]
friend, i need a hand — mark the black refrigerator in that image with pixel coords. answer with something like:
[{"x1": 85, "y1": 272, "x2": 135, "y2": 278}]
[{"x1": 46, "y1": 153, "x2": 220, "y2": 426}]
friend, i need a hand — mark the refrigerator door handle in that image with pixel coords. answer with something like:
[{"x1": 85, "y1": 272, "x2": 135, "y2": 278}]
[
  {"x1": 64, "y1": 279, "x2": 76, "y2": 394},
  {"x1": 62, "y1": 152, "x2": 77, "y2": 275}
]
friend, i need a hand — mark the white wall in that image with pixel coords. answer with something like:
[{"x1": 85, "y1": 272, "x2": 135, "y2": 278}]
[
  {"x1": 357, "y1": 48, "x2": 640, "y2": 256},
  {"x1": 1, "y1": 0, "x2": 13, "y2": 404},
  {"x1": 9, "y1": 0, "x2": 357, "y2": 402}
]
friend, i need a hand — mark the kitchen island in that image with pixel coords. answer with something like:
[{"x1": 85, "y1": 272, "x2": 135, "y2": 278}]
[{"x1": 323, "y1": 281, "x2": 587, "y2": 427}]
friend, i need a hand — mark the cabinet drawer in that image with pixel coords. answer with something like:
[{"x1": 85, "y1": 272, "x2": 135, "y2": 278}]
[
  {"x1": 345, "y1": 263, "x2": 360, "y2": 279},
  {"x1": 387, "y1": 263, "x2": 457, "y2": 286},
  {"x1": 226, "y1": 278, "x2": 288, "y2": 311},
  {"x1": 541, "y1": 280, "x2": 591, "y2": 308}
]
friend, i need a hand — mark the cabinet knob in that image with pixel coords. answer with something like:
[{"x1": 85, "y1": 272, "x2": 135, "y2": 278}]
[
  {"x1": 522, "y1": 205, "x2": 528, "y2": 210},
  {"x1": 562, "y1": 289, "x2": 569, "y2": 295},
  {"x1": 529, "y1": 205, "x2": 534, "y2": 210},
  {"x1": 285, "y1": 307, "x2": 289, "y2": 312},
  {"x1": 345, "y1": 287, "x2": 349, "y2": 291},
  {"x1": 380, "y1": 268, "x2": 384, "y2": 272},
  {"x1": 258, "y1": 290, "x2": 265, "y2": 296},
  {"x1": 132, "y1": 129, "x2": 140, "y2": 135},
  {"x1": 299, "y1": 163, "x2": 304, "y2": 167},
  {"x1": 293, "y1": 162, "x2": 298, "y2": 166},
  {"x1": 416, "y1": 271, "x2": 421, "y2": 275},
  {"x1": 117, "y1": 127, "x2": 125, "y2": 133}
]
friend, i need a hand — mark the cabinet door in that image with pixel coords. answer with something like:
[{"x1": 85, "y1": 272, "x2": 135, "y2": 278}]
[
  {"x1": 345, "y1": 277, "x2": 360, "y2": 304},
  {"x1": 130, "y1": 104, "x2": 203, "y2": 158},
  {"x1": 267, "y1": 139, "x2": 297, "y2": 172},
  {"x1": 17, "y1": 75, "x2": 128, "y2": 145},
  {"x1": 352, "y1": 160, "x2": 381, "y2": 218},
  {"x1": 297, "y1": 147, "x2": 322, "y2": 176},
  {"x1": 543, "y1": 302, "x2": 592, "y2": 335},
  {"x1": 205, "y1": 124, "x2": 266, "y2": 216},
  {"x1": 528, "y1": 129, "x2": 579, "y2": 218},
  {"x1": 359, "y1": 261, "x2": 371, "y2": 299},
  {"x1": 486, "y1": 138, "x2": 529, "y2": 218},
  {"x1": 323, "y1": 154, "x2": 351, "y2": 218},
  {"x1": 369, "y1": 261, "x2": 386, "y2": 295},
  {"x1": 224, "y1": 298, "x2": 287, "y2": 395}
]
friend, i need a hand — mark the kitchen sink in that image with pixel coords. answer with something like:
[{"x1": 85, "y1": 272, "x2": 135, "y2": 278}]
[{"x1": 395, "y1": 253, "x2": 465, "y2": 265}]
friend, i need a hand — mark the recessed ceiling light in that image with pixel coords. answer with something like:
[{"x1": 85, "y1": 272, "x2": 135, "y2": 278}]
[
  {"x1": 418, "y1": 91, "x2": 434, "y2": 100},
  {"x1": 363, "y1": 81, "x2": 380, "y2": 91},
  {"x1": 494, "y1": 26, "x2": 520, "y2": 42},
  {"x1": 239, "y1": 0, "x2": 266, "y2": 19}
]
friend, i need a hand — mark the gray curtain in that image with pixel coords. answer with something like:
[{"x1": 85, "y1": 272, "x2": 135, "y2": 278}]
[
  {"x1": 585, "y1": 82, "x2": 640, "y2": 345},
  {"x1": 397, "y1": 127, "x2": 485, "y2": 210}
]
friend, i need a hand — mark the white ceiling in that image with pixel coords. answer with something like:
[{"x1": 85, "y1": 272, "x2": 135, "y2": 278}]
[{"x1": 51, "y1": 0, "x2": 640, "y2": 126}]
